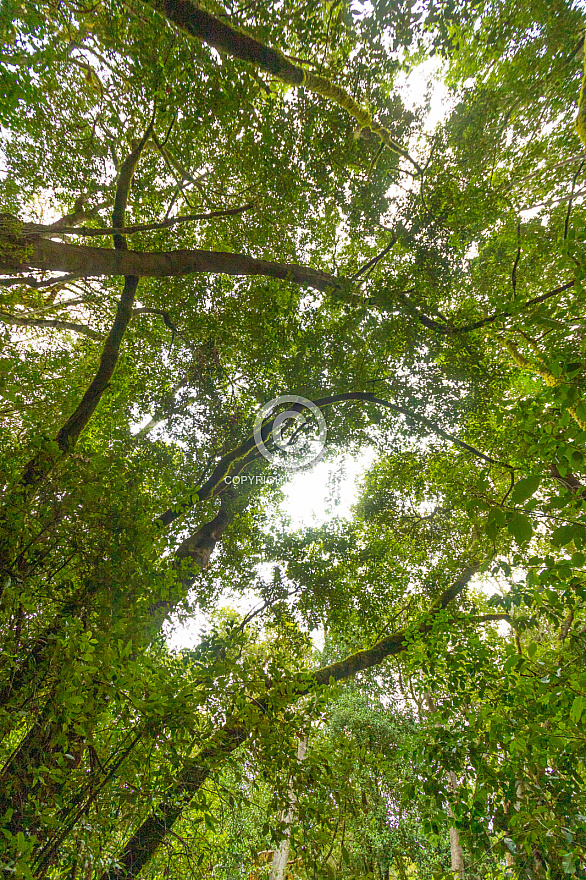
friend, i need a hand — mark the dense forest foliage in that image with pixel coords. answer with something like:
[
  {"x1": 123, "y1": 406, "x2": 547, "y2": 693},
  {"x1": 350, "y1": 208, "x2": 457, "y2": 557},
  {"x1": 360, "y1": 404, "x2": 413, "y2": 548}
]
[{"x1": 1, "y1": 0, "x2": 586, "y2": 877}]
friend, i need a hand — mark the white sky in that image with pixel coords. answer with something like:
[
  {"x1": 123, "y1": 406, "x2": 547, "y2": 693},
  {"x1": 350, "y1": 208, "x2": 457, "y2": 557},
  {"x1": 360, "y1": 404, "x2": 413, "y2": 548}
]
[
  {"x1": 165, "y1": 449, "x2": 377, "y2": 650},
  {"x1": 279, "y1": 448, "x2": 377, "y2": 527}
]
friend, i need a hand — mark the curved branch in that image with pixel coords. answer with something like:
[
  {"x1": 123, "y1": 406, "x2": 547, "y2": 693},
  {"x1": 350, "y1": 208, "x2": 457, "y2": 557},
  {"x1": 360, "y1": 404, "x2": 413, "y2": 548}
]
[
  {"x1": 132, "y1": 307, "x2": 178, "y2": 336},
  {"x1": 396, "y1": 280, "x2": 576, "y2": 335},
  {"x1": 0, "y1": 312, "x2": 101, "y2": 339},
  {"x1": 51, "y1": 115, "x2": 157, "y2": 457},
  {"x1": 100, "y1": 560, "x2": 481, "y2": 879},
  {"x1": 157, "y1": 390, "x2": 512, "y2": 528}
]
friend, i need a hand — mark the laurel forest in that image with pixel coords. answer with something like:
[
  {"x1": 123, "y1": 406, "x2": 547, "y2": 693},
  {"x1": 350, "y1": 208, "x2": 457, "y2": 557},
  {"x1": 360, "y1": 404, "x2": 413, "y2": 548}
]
[{"x1": 1, "y1": 0, "x2": 586, "y2": 877}]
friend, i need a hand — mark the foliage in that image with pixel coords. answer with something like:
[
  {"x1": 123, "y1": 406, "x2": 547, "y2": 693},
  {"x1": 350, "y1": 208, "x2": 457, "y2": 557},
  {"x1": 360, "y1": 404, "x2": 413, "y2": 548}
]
[{"x1": 1, "y1": 0, "x2": 586, "y2": 878}]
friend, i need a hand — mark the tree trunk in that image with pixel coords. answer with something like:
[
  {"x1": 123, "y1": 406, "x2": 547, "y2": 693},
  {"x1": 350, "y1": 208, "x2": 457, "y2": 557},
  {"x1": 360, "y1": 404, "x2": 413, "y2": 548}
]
[
  {"x1": 0, "y1": 133, "x2": 149, "y2": 570},
  {"x1": 268, "y1": 736, "x2": 308, "y2": 880},
  {"x1": 100, "y1": 562, "x2": 481, "y2": 879},
  {"x1": 447, "y1": 771, "x2": 465, "y2": 880},
  {"x1": 424, "y1": 694, "x2": 465, "y2": 880}
]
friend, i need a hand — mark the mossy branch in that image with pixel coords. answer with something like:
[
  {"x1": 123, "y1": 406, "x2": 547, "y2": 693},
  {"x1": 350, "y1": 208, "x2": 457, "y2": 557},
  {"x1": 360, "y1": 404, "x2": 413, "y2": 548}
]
[
  {"x1": 503, "y1": 338, "x2": 586, "y2": 432},
  {"x1": 100, "y1": 559, "x2": 482, "y2": 879},
  {"x1": 0, "y1": 214, "x2": 32, "y2": 272},
  {"x1": 576, "y1": 33, "x2": 586, "y2": 146},
  {"x1": 147, "y1": 0, "x2": 421, "y2": 172}
]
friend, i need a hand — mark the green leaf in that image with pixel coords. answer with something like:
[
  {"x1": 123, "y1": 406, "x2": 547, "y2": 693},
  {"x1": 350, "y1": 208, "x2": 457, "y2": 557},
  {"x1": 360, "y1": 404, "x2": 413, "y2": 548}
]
[
  {"x1": 507, "y1": 513, "x2": 533, "y2": 544},
  {"x1": 570, "y1": 695, "x2": 585, "y2": 724},
  {"x1": 551, "y1": 524, "x2": 576, "y2": 547},
  {"x1": 486, "y1": 507, "x2": 506, "y2": 540},
  {"x1": 510, "y1": 475, "x2": 541, "y2": 505},
  {"x1": 576, "y1": 401, "x2": 586, "y2": 424}
]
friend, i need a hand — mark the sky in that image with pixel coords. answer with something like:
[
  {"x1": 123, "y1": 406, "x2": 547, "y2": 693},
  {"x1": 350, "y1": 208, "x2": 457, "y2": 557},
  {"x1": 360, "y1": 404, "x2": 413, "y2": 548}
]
[{"x1": 165, "y1": 449, "x2": 377, "y2": 650}]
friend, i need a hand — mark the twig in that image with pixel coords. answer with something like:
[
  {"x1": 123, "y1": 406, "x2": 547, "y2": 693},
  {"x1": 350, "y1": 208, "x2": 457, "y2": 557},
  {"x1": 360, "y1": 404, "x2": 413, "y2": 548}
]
[
  {"x1": 511, "y1": 222, "x2": 521, "y2": 298},
  {"x1": 29, "y1": 203, "x2": 254, "y2": 237},
  {"x1": 564, "y1": 159, "x2": 585, "y2": 240},
  {"x1": 0, "y1": 274, "x2": 82, "y2": 289},
  {"x1": 132, "y1": 307, "x2": 178, "y2": 342},
  {"x1": 0, "y1": 312, "x2": 101, "y2": 339},
  {"x1": 351, "y1": 233, "x2": 397, "y2": 281},
  {"x1": 402, "y1": 279, "x2": 576, "y2": 336}
]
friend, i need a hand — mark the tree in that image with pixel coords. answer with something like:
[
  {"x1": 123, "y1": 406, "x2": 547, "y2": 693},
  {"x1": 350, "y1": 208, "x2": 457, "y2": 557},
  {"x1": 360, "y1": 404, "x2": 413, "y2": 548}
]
[{"x1": 1, "y1": 0, "x2": 586, "y2": 877}]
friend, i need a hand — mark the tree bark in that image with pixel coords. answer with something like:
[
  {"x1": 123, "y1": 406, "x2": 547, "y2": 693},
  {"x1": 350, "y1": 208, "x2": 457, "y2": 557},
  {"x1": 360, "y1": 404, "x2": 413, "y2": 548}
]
[
  {"x1": 100, "y1": 721, "x2": 249, "y2": 880},
  {"x1": 156, "y1": 390, "x2": 511, "y2": 529},
  {"x1": 143, "y1": 0, "x2": 420, "y2": 170},
  {"x1": 424, "y1": 694, "x2": 465, "y2": 880},
  {"x1": 0, "y1": 312, "x2": 101, "y2": 338},
  {"x1": 0, "y1": 132, "x2": 150, "y2": 579},
  {"x1": 447, "y1": 770, "x2": 465, "y2": 880},
  {"x1": 268, "y1": 736, "x2": 308, "y2": 880},
  {"x1": 1, "y1": 234, "x2": 341, "y2": 293}
]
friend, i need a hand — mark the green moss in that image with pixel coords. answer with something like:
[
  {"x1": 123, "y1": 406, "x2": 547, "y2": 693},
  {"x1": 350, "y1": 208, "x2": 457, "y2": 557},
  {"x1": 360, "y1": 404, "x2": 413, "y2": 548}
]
[
  {"x1": 0, "y1": 214, "x2": 31, "y2": 271},
  {"x1": 576, "y1": 47, "x2": 586, "y2": 146}
]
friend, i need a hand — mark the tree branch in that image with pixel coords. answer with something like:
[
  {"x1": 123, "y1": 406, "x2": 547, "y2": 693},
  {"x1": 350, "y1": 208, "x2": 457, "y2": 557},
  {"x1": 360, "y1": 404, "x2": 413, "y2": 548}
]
[
  {"x1": 157, "y1": 390, "x2": 512, "y2": 528},
  {"x1": 395, "y1": 280, "x2": 576, "y2": 335},
  {"x1": 352, "y1": 233, "x2": 397, "y2": 281},
  {"x1": 0, "y1": 120, "x2": 154, "y2": 563},
  {"x1": 41, "y1": 200, "x2": 110, "y2": 232},
  {"x1": 50, "y1": 113, "x2": 158, "y2": 456},
  {"x1": 0, "y1": 273, "x2": 82, "y2": 289},
  {"x1": 0, "y1": 312, "x2": 102, "y2": 339},
  {"x1": 3, "y1": 236, "x2": 343, "y2": 293},
  {"x1": 511, "y1": 222, "x2": 521, "y2": 298},
  {"x1": 28, "y1": 203, "x2": 254, "y2": 237},
  {"x1": 100, "y1": 560, "x2": 481, "y2": 879},
  {"x1": 550, "y1": 462, "x2": 586, "y2": 498},
  {"x1": 132, "y1": 307, "x2": 178, "y2": 337},
  {"x1": 144, "y1": 0, "x2": 421, "y2": 172}
]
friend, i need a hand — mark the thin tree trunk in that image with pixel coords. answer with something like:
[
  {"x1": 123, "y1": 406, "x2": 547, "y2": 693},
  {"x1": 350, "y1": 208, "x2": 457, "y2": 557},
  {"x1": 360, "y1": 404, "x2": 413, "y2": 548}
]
[
  {"x1": 268, "y1": 736, "x2": 308, "y2": 880},
  {"x1": 447, "y1": 770, "x2": 465, "y2": 880},
  {"x1": 0, "y1": 129, "x2": 152, "y2": 576},
  {"x1": 424, "y1": 694, "x2": 465, "y2": 880},
  {"x1": 269, "y1": 736, "x2": 307, "y2": 880}
]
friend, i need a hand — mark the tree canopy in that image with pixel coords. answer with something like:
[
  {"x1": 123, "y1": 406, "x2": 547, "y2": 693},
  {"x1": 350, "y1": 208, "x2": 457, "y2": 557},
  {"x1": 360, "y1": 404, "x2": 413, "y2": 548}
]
[{"x1": 2, "y1": 0, "x2": 586, "y2": 877}]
